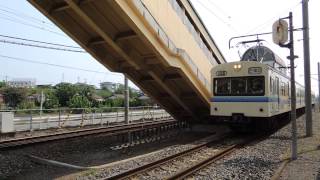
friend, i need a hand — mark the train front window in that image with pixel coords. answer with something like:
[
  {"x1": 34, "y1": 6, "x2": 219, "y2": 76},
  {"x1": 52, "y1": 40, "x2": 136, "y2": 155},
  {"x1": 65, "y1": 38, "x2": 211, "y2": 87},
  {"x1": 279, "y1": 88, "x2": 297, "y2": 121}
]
[
  {"x1": 247, "y1": 76, "x2": 264, "y2": 95},
  {"x1": 231, "y1": 78, "x2": 246, "y2": 95},
  {"x1": 214, "y1": 76, "x2": 264, "y2": 96},
  {"x1": 214, "y1": 78, "x2": 230, "y2": 95}
]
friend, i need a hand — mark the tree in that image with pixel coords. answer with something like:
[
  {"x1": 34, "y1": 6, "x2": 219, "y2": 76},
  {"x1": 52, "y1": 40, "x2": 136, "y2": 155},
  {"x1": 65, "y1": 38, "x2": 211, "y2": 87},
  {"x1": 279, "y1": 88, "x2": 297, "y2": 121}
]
[
  {"x1": 68, "y1": 94, "x2": 91, "y2": 109},
  {"x1": 17, "y1": 100, "x2": 36, "y2": 110},
  {"x1": 130, "y1": 97, "x2": 143, "y2": 107},
  {"x1": 0, "y1": 81, "x2": 6, "y2": 89},
  {"x1": 74, "y1": 83, "x2": 95, "y2": 101},
  {"x1": 2, "y1": 87, "x2": 27, "y2": 108},
  {"x1": 111, "y1": 97, "x2": 124, "y2": 107},
  {"x1": 114, "y1": 84, "x2": 125, "y2": 94},
  {"x1": 43, "y1": 90, "x2": 60, "y2": 109},
  {"x1": 54, "y1": 83, "x2": 77, "y2": 107},
  {"x1": 96, "y1": 89, "x2": 112, "y2": 99}
]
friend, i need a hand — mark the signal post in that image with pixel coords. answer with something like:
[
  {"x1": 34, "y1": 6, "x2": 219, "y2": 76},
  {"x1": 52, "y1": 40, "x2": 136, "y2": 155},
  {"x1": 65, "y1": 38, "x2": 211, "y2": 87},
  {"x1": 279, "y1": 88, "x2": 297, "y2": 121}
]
[{"x1": 273, "y1": 12, "x2": 298, "y2": 160}]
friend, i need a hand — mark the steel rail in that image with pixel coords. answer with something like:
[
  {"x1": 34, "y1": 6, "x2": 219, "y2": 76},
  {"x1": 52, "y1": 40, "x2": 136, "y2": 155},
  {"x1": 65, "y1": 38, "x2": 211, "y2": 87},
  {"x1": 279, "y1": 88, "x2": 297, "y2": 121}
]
[
  {"x1": 0, "y1": 118, "x2": 176, "y2": 150},
  {"x1": 106, "y1": 133, "x2": 231, "y2": 180},
  {"x1": 168, "y1": 135, "x2": 265, "y2": 180},
  {"x1": 167, "y1": 144, "x2": 238, "y2": 180}
]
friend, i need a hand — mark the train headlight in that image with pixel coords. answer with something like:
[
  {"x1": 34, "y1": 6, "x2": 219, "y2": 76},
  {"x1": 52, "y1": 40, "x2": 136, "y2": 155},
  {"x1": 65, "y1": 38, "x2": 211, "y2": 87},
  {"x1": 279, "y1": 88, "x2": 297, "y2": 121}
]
[
  {"x1": 233, "y1": 64, "x2": 242, "y2": 71},
  {"x1": 248, "y1": 67, "x2": 262, "y2": 74}
]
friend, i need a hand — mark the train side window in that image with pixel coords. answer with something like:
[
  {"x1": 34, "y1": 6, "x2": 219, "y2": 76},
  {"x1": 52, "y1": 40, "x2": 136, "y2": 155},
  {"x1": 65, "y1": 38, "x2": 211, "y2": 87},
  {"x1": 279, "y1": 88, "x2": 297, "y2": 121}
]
[
  {"x1": 272, "y1": 79, "x2": 275, "y2": 95},
  {"x1": 281, "y1": 82, "x2": 285, "y2": 96},
  {"x1": 275, "y1": 77, "x2": 279, "y2": 95},
  {"x1": 270, "y1": 77, "x2": 273, "y2": 93}
]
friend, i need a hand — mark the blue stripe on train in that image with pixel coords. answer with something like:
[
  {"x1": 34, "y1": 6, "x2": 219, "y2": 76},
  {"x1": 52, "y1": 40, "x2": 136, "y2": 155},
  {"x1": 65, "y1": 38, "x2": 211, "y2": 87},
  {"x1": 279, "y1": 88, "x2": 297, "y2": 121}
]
[{"x1": 210, "y1": 96, "x2": 279, "y2": 102}]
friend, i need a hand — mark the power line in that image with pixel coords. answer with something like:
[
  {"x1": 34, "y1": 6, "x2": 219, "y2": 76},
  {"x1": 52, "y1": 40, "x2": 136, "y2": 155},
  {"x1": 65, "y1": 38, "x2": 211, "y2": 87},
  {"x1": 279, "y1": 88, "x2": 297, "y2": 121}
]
[
  {"x1": 0, "y1": 34, "x2": 82, "y2": 49},
  {"x1": 196, "y1": 0, "x2": 239, "y2": 34},
  {"x1": 0, "y1": 39, "x2": 86, "y2": 53},
  {"x1": 0, "y1": 54, "x2": 123, "y2": 77},
  {"x1": 204, "y1": 0, "x2": 231, "y2": 20},
  {"x1": 0, "y1": 14, "x2": 66, "y2": 37},
  {"x1": 243, "y1": 0, "x2": 301, "y2": 34},
  {"x1": 0, "y1": 5, "x2": 55, "y2": 27}
]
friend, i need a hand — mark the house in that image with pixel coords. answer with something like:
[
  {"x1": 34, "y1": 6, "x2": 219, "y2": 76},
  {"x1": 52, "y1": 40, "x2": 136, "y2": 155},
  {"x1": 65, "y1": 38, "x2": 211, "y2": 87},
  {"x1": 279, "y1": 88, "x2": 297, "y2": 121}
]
[
  {"x1": 92, "y1": 94, "x2": 104, "y2": 103},
  {"x1": 8, "y1": 78, "x2": 36, "y2": 88},
  {"x1": 138, "y1": 94, "x2": 155, "y2": 105},
  {"x1": 100, "y1": 82, "x2": 120, "y2": 92},
  {"x1": 26, "y1": 95, "x2": 37, "y2": 102},
  {"x1": 36, "y1": 84, "x2": 52, "y2": 89},
  {"x1": 107, "y1": 94, "x2": 124, "y2": 100},
  {"x1": 0, "y1": 94, "x2": 4, "y2": 104}
]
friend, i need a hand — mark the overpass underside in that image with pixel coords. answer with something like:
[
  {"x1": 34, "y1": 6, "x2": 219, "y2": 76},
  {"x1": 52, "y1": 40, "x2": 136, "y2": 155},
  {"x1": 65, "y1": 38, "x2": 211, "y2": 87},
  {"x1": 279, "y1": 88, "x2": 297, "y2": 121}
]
[{"x1": 29, "y1": 0, "x2": 221, "y2": 122}]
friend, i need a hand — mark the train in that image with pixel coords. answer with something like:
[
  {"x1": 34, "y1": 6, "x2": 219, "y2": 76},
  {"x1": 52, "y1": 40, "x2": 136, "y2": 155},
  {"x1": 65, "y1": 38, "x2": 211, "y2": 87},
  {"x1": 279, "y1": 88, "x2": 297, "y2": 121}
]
[{"x1": 210, "y1": 45, "x2": 315, "y2": 131}]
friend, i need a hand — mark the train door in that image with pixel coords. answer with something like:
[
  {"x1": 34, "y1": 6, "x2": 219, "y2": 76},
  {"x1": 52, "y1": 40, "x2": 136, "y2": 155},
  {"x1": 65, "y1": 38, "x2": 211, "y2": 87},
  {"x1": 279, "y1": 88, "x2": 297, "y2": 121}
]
[{"x1": 275, "y1": 77, "x2": 280, "y2": 112}]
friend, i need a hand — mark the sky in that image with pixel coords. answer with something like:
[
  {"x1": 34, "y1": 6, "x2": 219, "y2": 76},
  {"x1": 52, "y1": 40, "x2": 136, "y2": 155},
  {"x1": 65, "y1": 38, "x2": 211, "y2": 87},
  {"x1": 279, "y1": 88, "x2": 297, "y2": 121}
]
[
  {"x1": 191, "y1": 0, "x2": 320, "y2": 95},
  {"x1": 0, "y1": 0, "x2": 319, "y2": 94}
]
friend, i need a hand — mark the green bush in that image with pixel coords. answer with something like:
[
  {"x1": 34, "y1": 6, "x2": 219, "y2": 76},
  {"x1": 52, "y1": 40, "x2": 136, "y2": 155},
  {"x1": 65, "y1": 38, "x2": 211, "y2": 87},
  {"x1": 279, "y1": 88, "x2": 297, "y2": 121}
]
[
  {"x1": 17, "y1": 101, "x2": 36, "y2": 110},
  {"x1": 68, "y1": 94, "x2": 91, "y2": 108},
  {"x1": 2, "y1": 87, "x2": 27, "y2": 108},
  {"x1": 44, "y1": 90, "x2": 60, "y2": 109}
]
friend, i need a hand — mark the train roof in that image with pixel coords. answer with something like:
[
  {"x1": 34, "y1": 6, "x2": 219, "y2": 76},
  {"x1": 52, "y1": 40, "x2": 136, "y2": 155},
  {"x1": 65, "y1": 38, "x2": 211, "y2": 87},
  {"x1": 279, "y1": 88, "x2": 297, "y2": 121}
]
[{"x1": 241, "y1": 46, "x2": 286, "y2": 67}]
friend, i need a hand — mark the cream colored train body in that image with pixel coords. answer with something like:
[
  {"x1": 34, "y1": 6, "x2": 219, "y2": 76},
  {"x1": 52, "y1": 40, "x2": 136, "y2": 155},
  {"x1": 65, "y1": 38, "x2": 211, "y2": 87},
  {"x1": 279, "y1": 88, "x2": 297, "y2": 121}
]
[{"x1": 210, "y1": 46, "x2": 315, "y2": 127}]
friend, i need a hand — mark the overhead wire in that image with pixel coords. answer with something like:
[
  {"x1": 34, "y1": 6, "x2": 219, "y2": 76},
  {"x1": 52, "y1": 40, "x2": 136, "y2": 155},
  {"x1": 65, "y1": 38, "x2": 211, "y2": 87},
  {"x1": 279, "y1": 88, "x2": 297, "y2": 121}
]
[
  {"x1": 196, "y1": 0, "x2": 239, "y2": 34},
  {"x1": 243, "y1": 0, "x2": 302, "y2": 34},
  {"x1": 0, "y1": 13, "x2": 66, "y2": 37},
  {"x1": 0, "y1": 54, "x2": 123, "y2": 77},
  {"x1": 0, "y1": 5, "x2": 55, "y2": 27},
  {"x1": 0, "y1": 39, "x2": 86, "y2": 53},
  {"x1": 0, "y1": 34, "x2": 82, "y2": 49},
  {"x1": 204, "y1": 0, "x2": 232, "y2": 20}
]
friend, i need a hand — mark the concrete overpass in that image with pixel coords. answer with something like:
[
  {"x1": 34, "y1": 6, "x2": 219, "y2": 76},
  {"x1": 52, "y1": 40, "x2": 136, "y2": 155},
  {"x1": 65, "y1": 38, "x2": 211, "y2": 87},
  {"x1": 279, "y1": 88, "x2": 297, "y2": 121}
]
[{"x1": 28, "y1": 0, "x2": 226, "y2": 122}]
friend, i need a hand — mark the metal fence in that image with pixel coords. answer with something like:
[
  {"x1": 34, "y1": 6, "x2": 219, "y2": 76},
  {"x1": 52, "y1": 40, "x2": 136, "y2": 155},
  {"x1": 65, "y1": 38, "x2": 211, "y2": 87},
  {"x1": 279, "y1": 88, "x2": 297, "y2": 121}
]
[{"x1": 1, "y1": 106, "x2": 171, "y2": 132}]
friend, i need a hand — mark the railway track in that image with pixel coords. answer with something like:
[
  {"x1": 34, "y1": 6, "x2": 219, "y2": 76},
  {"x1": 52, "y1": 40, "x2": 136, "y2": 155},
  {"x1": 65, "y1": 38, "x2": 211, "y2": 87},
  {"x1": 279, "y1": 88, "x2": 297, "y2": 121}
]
[
  {"x1": 168, "y1": 139, "x2": 248, "y2": 180},
  {"x1": 106, "y1": 133, "x2": 261, "y2": 180},
  {"x1": 0, "y1": 118, "x2": 178, "y2": 150}
]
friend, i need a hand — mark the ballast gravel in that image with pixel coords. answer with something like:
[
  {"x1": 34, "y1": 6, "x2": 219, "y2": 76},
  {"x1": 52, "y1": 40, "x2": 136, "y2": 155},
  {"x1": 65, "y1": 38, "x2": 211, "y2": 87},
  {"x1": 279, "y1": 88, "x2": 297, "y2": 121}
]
[
  {"x1": 194, "y1": 113, "x2": 312, "y2": 180},
  {"x1": 0, "y1": 124, "x2": 223, "y2": 179}
]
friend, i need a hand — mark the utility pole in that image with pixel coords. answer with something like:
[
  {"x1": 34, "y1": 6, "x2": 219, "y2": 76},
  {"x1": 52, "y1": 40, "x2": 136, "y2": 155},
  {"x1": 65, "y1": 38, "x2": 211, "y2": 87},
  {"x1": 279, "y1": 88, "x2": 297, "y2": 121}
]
[
  {"x1": 302, "y1": 0, "x2": 312, "y2": 137},
  {"x1": 124, "y1": 75, "x2": 131, "y2": 143},
  {"x1": 288, "y1": 12, "x2": 298, "y2": 160},
  {"x1": 318, "y1": 62, "x2": 320, "y2": 111},
  {"x1": 273, "y1": 12, "x2": 297, "y2": 160},
  {"x1": 124, "y1": 75, "x2": 129, "y2": 124},
  {"x1": 39, "y1": 90, "x2": 44, "y2": 119}
]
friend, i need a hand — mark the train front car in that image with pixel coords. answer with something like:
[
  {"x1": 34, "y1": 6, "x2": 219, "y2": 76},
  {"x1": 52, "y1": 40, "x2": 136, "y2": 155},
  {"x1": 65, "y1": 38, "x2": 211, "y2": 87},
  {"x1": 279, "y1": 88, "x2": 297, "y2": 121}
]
[{"x1": 210, "y1": 46, "x2": 289, "y2": 132}]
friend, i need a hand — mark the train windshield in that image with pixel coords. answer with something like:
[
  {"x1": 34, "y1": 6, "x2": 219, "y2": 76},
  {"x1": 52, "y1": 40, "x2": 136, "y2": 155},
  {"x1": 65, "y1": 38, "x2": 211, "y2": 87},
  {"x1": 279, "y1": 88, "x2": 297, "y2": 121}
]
[{"x1": 214, "y1": 76, "x2": 264, "y2": 96}]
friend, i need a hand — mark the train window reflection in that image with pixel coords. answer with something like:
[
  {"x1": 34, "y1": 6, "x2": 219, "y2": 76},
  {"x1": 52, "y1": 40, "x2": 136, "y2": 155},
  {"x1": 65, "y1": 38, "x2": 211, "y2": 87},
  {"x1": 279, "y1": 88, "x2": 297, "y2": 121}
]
[
  {"x1": 214, "y1": 76, "x2": 264, "y2": 96},
  {"x1": 247, "y1": 77, "x2": 264, "y2": 95},
  {"x1": 214, "y1": 78, "x2": 230, "y2": 95},
  {"x1": 231, "y1": 78, "x2": 246, "y2": 95}
]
